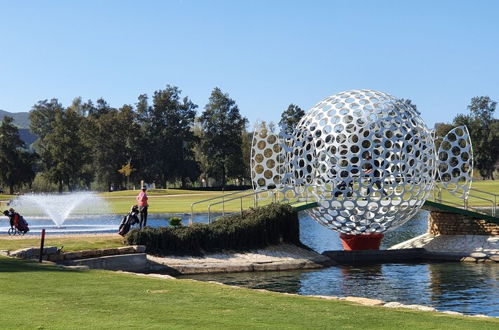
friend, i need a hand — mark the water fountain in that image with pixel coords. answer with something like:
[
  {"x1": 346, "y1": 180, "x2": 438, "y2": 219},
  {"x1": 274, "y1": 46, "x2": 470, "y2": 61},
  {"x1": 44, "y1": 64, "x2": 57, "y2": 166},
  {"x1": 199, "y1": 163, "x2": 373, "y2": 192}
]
[{"x1": 3, "y1": 192, "x2": 117, "y2": 234}]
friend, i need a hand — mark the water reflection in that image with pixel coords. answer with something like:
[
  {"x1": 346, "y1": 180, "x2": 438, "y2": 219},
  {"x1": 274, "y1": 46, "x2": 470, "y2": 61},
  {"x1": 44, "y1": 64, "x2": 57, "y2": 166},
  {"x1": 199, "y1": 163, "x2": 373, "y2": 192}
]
[
  {"x1": 180, "y1": 263, "x2": 499, "y2": 316},
  {"x1": 181, "y1": 211, "x2": 499, "y2": 316},
  {"x1": 298, "y1": 210, "x2": 429, "y2": 252}
]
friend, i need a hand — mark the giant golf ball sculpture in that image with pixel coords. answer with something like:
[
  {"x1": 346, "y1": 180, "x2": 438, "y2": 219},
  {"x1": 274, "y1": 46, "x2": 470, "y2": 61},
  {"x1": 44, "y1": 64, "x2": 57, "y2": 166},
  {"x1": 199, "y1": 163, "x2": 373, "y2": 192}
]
[{"x1": 251, "y1": 89, "x2": 473, "y2": 250}]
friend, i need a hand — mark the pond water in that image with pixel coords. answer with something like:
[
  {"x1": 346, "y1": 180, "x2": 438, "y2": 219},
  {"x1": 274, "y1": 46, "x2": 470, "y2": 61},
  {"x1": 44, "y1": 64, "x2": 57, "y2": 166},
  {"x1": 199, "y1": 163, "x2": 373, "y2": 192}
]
[
  {"x1": 0, "y1": 213, "x2": 212, "y2": 235},
  {"x1": 179, "y1": 211, "x2": 499, "y2": 316}
]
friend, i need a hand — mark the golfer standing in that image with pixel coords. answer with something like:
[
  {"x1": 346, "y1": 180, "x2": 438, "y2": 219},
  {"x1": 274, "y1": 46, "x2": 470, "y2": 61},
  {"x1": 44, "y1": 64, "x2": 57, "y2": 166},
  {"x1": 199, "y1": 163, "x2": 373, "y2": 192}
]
[{"x1": 136, "y1": 187, "x2": 149, "y2": 228}]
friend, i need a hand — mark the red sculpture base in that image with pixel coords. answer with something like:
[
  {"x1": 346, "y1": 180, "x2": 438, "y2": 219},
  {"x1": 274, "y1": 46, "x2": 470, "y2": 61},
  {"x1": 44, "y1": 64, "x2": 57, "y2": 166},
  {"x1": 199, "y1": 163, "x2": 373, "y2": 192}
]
[{"x1": 339, "y1": 233, "x2": 384, "y2": 251}]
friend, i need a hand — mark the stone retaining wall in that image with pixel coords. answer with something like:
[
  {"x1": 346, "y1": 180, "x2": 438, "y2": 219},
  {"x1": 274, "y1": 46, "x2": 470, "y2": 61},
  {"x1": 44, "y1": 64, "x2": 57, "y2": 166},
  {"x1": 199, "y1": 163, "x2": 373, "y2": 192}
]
[
  {"x1": 9, "y1": 245, "x2": 145, "y2": 262},
  {"x1": 428, "y1": 211, "x2": 499, "y2": 235}
]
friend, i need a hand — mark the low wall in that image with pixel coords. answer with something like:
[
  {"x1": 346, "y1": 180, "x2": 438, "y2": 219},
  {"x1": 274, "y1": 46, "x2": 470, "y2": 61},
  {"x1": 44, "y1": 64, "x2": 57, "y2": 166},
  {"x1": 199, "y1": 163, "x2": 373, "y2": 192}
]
[
  {"x1": 428, "y1": 211, "x2": 499, "y2": 235},
  {"x1": 63, "y1": 253, "x2": 147, "y2": 272}
]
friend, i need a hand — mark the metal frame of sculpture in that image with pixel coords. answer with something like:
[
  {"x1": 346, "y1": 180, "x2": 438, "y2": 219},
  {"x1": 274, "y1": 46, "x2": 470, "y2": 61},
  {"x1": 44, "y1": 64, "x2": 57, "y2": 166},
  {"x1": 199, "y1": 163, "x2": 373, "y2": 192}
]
[{"x1": 251, "y1": 89, "x2": 473, "y2": 236}]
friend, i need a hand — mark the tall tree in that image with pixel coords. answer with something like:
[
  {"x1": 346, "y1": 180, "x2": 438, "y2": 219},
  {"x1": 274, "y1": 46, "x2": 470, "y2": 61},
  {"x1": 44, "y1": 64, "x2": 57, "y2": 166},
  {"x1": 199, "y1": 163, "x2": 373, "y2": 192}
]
[
  {"x1": 279, "y1": 104, "x2": 305, "y2": 134},
  {"x1": 454, "y1": 96, "x2": 498, "y2": 179},
  {"x1": 30, "y1": 100, "x2": 90, "y2": 192},
  {"x1": 82, "y1": 103, "x2": 141, "y2": 190},
  {"x1": 200, "y1": 87, "x2": 248, "y2": 186},
  {"x1": 0, "y1": 117, "x2": 36, "y2": 194},
  {"x1": 137, "y1": 86, "x2": 198, "y2": 187}
]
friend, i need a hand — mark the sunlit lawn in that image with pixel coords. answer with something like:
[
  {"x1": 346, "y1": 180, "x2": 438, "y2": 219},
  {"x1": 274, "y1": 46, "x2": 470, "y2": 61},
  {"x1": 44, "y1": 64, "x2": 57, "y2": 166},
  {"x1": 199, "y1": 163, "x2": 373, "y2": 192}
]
[
  {"x1": 1, "y1": 181, "x2": 497, "y2": 215},
  {"x1": 0, "y1": 256, "x2": 497, "y2": 329},
  {"x1": 0, "y1": 235, "x2": 125, "y2": 252}
]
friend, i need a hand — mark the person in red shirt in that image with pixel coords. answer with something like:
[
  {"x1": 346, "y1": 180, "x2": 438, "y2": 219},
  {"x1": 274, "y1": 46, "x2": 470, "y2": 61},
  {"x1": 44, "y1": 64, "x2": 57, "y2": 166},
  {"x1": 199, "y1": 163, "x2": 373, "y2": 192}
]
[{"x1": 136, "y1": 187, "x2": 149, "y2": 228}]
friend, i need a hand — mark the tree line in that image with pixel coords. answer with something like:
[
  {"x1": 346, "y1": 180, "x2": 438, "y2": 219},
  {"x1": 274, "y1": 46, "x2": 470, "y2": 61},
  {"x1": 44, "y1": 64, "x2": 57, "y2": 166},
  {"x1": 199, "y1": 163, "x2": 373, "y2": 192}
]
[
  {"x1": 0, "y1": 86, "x2": 304, "y2": 194},
  {"x1": 434, "y1": 96, "x2": 499, "y2": 180},
  {"x1": 2, "y1": 89, "x2": 495, "y2": 195}
]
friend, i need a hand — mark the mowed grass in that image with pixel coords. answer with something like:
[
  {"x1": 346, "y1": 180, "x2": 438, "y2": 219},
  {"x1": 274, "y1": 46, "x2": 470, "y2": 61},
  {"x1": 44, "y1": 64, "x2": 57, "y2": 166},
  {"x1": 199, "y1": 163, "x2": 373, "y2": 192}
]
[
  {"x1": 0, "y1": 256, "x2": 497, "y2": 329},
  {"x1": 0, "y1": 235, "x2": 125, "y2": 252},
  {"x1": 99, "y1": 188, "x2": 203, "y2": 197},
  {"x1": 0, "y1": 180, "x2": 497, "y2": 215},
  {"x1": 433, "y1": 180, "x2": 499, "y2": 207},
  {"x1": 101, "y1": 189, "x2": 275, "y2": 214}
]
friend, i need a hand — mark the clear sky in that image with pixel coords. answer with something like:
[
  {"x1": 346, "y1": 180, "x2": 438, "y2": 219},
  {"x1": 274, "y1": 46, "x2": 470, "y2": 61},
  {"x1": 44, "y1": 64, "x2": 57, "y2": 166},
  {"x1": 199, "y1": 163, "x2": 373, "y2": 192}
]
[{"x1": 1, "y1": 0, "x2": 498, "y2": 129}]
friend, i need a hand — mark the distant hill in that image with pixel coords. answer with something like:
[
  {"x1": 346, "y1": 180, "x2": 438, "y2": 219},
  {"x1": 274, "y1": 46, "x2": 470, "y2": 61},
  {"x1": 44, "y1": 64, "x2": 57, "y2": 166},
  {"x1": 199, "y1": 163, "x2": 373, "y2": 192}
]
[
  {"x1": 0, "y1": 110, "x2": 36, "y2": 146},
  {"x1": 19, "y1": 128, "x2": 38, "y2": 147},
  {"x1": 0, "y1": 109, "x2": 30, "y2": 129}
]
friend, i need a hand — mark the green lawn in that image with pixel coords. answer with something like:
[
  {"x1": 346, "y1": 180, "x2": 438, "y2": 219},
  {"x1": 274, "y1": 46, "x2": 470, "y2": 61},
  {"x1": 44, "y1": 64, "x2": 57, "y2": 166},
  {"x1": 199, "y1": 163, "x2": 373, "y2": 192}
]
[
  {"x1": 0, "y1": 256, "x2": 497, "y2": 329},
  {"x1": 0, "y1": 235, "x2": 125, "y2": 252},
  {"x1": 98, "y1": 188, "x2": 204, "y2": 197},
  {"x1": 1, "y1": 180, "x2": 497, "y2": 215},
  {"x1": 432, "y1": 180, "x2": 499, "y2": 207},
  {"x1": 101, "y1": 189, "x2": 269, "y2": 214}
]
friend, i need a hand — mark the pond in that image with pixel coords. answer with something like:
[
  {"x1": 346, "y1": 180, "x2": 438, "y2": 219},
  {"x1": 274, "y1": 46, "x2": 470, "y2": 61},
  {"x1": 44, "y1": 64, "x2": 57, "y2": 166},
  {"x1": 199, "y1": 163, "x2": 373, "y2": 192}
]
[
  {"x1": 0, "y1": 213, "x2": 212, "y2": 235},
  {"x1": 178, "y1": 211, "x2": 499, "y2": 316}
]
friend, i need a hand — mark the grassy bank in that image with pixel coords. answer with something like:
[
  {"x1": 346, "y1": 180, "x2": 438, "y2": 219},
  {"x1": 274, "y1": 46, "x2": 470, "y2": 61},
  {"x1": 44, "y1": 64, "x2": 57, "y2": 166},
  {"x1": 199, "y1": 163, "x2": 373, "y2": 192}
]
[
  {"x1": 0, "y1": 256, "x2": 497, "y2": 329},
  {"x1": 0, "y1": 235, "x2": 125, "y2": 252}
]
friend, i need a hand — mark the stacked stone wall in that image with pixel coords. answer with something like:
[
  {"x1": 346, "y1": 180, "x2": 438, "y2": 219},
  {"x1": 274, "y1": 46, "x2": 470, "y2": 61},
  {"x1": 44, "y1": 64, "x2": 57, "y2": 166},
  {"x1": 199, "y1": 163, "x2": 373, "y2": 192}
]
[{"x1": 428, "y1": 211, "x2": 499, "y2": 235}]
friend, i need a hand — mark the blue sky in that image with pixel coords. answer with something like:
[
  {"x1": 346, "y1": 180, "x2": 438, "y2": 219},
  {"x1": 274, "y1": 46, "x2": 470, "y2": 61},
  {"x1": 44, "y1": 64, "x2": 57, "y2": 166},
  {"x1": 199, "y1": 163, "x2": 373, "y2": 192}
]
[{"x1": 1, "y1": 0, "x2": 498, "y2": 128}]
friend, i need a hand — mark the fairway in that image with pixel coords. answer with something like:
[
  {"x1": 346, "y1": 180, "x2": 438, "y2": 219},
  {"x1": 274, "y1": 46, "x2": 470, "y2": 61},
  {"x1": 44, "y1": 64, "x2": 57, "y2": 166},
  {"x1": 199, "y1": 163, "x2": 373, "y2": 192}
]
[
  {"x1": 99, "y1": 180, "x2": 499, "y2": 215},
  {"x1": 0, "y1": 256, "x2": 497, "y2": 329}
]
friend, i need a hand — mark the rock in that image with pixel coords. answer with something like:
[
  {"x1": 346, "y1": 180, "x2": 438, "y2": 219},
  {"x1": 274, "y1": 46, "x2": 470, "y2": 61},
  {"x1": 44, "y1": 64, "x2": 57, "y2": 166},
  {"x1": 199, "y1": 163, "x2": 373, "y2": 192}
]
[
  {"x1": 134, "y1": 245, "x2": 146, "y2": 253},
  {"x1": 64, "y1": 265, "x2": 89, "y2": 270},
  {"x1": 489, "y1": 255, "x2": 499, "y2": 262},
  {"x1": 405, "y1": 304, "x2": 436, "y2": 312},
  {"x1": 470, "y1": 252, "x2": 487, "y2": 258},
  {"x1": 344, "y1": 296, "x2": 384, "y2": 306},
  {"x1": 309, "y1": 295, "x2": 340, "y2": 300},
  {"x1": 117, "y1": 246, "x2": 135, "y2": 254},
  {"x1": 384, "y1": 302, "x2": 404, "y2": 308},
  {"x1": 461, "y1": 257, "x2": 476, "y2": 262},
  {"x1": 441, "y1": 310, "x2": 463, "y2": 316},
  {"x1": 63, "y1": 252, "x2": 84, "y2": 260},
  {"x1": 47, "y1": 254, "x2": 64, "y2": 262},
  {"x1": 136, "y1": 273, "x2": 175, "y2": 280}
]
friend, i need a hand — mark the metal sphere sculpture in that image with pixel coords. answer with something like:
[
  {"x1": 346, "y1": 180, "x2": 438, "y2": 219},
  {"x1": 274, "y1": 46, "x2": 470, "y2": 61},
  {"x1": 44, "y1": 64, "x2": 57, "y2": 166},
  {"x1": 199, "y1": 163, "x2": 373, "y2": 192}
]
[
  {"x1": 251, "y1": 89, "x2": 472, "y2": 237},
  {"x1": 295, "y1": 89, "x2": 435, "y2": 234}
]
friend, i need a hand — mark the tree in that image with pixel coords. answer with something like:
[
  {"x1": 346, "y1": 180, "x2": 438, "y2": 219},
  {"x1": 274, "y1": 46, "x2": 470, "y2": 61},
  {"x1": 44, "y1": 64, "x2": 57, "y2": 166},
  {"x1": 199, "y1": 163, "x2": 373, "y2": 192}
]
[
  {"x1": 200, "y1": 87, "x2": 248, "y2": 186},
  {"x1": 118, "y1": 161, "x2": 135, "y2": 189},
  {"x1": 454, "y1": 96, "x2": 498, "y2": 179},
  {"x1": 30, "y1": 99, "x2": 90, "y2": 192},
  {"x1": 433, "y1": 122, "x2": 455, "y2": 150},
  {"x1": 82, "y1": 103, "x2": 141, "y2": 190},
  {"x1": 399, "y1": 98, "x2": 421, "y2": 115},
  {"x1": 279, "y1": 104, "x2": 305, "y2": 134},
  {"x1": 137, "y1": 86, "x2": 198, "y2": 187},
  {"x1": 0, "y1": 117, "x2": 36, "y2": 194}
]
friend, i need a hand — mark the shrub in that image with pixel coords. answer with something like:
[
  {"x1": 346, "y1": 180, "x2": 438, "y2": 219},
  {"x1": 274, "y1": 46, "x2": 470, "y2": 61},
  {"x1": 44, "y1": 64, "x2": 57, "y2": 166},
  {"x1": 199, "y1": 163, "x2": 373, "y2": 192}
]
[
  {"x1": 126, "y1": 203, "x2": 300, "y2": 255},
  {"x1": 169, "y1": 217, "x2": 182, "y2": 227}
]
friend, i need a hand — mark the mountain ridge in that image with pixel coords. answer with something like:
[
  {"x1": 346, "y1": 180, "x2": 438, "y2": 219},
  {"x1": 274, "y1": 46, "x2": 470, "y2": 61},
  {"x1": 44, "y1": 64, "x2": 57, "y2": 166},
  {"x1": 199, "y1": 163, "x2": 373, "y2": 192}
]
[{"x1": 0, "y1": 109, "x2": 30, "y2": 129}]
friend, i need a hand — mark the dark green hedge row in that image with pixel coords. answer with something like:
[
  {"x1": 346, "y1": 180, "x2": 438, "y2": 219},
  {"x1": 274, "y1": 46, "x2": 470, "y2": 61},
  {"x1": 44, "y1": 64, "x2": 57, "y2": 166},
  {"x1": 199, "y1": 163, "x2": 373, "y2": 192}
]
[{"x1": 126, "y1": 203, "x2": 300, "y2": 255}]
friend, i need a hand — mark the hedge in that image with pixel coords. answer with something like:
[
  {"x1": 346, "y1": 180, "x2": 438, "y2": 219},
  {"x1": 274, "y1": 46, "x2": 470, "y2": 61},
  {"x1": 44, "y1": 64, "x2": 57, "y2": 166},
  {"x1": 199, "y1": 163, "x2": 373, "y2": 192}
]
[{"x1": 126, "y1": 203, "x2": 300, "y2": 255}]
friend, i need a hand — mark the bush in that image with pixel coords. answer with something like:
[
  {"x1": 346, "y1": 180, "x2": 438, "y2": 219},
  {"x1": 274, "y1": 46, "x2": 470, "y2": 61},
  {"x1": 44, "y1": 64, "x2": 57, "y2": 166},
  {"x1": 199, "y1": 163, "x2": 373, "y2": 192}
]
[
  {"x1": 169, "y1": 217, "x2": 182, "y2": 227},
  {"x1": 126, "y1": 203, "x2": 300, "y2": 255}
]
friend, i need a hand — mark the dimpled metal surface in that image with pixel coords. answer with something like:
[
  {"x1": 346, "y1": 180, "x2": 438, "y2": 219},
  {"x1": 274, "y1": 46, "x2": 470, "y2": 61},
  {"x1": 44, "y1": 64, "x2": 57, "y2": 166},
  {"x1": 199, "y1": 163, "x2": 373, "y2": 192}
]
[
  {"x1": 251, "y1": 89, "x2": 473, "y2": 235},
  {"x1": 437, "y1": 126, "x2": 473, "y2": 199}
]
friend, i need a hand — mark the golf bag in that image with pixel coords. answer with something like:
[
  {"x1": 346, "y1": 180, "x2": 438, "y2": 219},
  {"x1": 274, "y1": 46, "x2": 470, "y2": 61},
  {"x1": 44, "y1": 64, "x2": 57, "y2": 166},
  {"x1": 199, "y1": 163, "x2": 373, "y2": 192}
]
[
  {"x1": 118, "y1": 206, "x2": 140, "y2": 236},
  {"x1": 15, "y1": 214, "x2": 30, "y2": 234}
]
